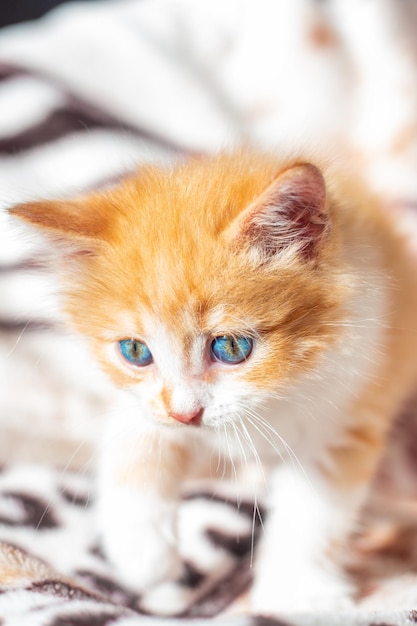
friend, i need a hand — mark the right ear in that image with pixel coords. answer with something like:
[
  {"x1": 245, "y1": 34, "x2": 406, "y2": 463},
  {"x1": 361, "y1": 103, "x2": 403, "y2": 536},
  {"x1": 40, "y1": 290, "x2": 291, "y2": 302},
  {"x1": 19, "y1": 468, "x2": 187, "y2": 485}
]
[
  {"x1": 8, "y1": 196, "x2": 112, "y2": 258},
  {"x1": 227, "y1": 163, "x2": 329, "y2": 262}
]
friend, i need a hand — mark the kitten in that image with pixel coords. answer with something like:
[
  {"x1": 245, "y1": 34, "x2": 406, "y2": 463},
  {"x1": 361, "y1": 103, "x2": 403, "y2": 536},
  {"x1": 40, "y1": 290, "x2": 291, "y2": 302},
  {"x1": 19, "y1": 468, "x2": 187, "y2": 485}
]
[{"x1": 8, "y1": 151, "x2": 417, "y2": 614}]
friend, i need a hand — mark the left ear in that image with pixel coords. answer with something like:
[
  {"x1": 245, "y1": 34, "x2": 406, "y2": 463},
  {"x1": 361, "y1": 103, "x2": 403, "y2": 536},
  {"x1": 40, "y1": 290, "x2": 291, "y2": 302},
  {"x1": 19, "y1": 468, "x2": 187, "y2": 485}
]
[
  {"x1": 230, "y1": 163, "x2": 329, "y2": 261},
  {"x1": 8, "y1": 197, "x2": 111, "y2": 258}
]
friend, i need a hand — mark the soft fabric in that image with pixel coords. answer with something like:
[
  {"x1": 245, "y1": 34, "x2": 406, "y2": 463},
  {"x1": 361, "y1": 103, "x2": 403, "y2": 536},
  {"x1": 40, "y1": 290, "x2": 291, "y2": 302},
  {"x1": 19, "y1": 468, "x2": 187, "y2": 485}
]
[{"x1": 1, "y1": 1, "x2": 417, "y2": 624}]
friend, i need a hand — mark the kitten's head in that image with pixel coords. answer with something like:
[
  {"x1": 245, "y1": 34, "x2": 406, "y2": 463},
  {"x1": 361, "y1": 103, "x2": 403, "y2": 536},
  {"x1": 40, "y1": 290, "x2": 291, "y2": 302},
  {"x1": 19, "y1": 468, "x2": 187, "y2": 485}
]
[{"x1": 9, "y1": 153, "x2": 349, "y2": 429}]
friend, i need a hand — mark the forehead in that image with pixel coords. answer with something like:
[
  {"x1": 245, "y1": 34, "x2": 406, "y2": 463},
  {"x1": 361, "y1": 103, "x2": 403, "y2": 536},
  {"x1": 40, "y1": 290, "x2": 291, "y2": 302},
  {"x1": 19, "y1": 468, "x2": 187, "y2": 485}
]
[
  {"x1": 119, "y1": 299, "x2": 254, "y2": 342},
  {"x1": 94, "y1": 221, "x2": 308, "y2": 341},
  {"x1": 96, "y1": 158, "x2": 274, "y2": 317},
  {"x1": 109, "y1": 155, "x2": 278, "y2": 250}
]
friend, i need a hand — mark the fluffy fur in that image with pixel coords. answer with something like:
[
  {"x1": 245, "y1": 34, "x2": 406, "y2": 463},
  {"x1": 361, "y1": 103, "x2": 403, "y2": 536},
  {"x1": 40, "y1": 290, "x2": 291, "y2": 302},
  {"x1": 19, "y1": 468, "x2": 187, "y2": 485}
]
[{"x1": 9, "y1": 151, "x2": 417, "y2": 614}]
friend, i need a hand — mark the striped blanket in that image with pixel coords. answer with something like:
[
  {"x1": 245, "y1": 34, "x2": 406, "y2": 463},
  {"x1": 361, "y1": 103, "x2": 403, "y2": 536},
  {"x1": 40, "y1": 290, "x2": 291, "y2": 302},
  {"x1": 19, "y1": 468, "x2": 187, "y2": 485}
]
[{"x1": 1, "y1": 1, "x2": 417, "y2": 624}]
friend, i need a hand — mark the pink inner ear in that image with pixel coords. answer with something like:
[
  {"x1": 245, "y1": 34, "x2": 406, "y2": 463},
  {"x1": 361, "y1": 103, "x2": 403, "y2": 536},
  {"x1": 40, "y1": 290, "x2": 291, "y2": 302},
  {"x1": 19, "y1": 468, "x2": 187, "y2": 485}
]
[{"x1": 242, "y1": 163, "x2": 328, "y2": 261}]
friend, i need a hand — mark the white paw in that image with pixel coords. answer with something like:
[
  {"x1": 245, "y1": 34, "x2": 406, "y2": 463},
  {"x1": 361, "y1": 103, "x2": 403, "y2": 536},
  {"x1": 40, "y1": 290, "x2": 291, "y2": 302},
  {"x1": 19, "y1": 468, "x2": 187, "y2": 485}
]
[
  {"x1": 107, "y1": 524, "x2": 182, "y2": 590},
  {"x1": 98, "y1": 492, "x2": 182, "y2": 591},
  {"x1": 139, "y1": 579, "x2": 194, "y2": 616},
  {"x1": 251, "y1": 567, "x2": 354, "y2": 615}
]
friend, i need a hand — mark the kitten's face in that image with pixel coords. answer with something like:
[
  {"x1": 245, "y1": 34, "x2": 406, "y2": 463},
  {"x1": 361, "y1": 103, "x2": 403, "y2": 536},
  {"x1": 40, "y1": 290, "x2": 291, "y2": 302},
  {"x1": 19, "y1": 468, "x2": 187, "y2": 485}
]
[{"x1": 10, "y1": 154, "x2": 349, "y2": 429}]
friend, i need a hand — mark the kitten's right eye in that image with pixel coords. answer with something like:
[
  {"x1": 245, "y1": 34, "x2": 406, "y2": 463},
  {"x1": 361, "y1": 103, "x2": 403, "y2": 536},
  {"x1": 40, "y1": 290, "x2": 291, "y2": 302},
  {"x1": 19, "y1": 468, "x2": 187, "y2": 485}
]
[{"x1": 119, "y1": 339, "x2": 153, "y2": 367}]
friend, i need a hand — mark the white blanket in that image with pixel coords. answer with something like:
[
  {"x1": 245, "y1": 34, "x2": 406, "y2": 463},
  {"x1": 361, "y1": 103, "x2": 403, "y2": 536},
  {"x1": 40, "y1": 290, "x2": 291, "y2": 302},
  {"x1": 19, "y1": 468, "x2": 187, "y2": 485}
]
[{"x1": 1, "y1": 1, "x2": 417, "y2": 624}]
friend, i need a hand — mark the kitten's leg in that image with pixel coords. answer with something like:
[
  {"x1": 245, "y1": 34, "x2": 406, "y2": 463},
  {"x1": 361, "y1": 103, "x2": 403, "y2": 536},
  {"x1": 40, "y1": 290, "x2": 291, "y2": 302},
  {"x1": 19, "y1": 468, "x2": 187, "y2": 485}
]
[
  {"x1": 251, "y1": 370, "x2": 399, "y2": 616},
  {"x1": 251, "y1": 418, "x2": 391, "y2": 615},
  {"x1": 97, "y1": 420, "x2": 198, "y2": 591},
  {"x1": 251, "y1": 461, "x2": 362, "y2": 614}
]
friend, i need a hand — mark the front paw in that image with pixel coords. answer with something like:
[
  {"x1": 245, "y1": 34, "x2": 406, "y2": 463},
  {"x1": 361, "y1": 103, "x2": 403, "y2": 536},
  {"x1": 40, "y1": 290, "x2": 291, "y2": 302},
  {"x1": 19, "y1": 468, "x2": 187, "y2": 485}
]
[
  {"x1": 98, "y1": 493, "x2": 182, "y2": 591},
  {"x1": 251, "y1": 566, "x2": 354, "y2": 614},
  {"x1": 105, "y1": 524, "x2": 182, "y2": 590}
]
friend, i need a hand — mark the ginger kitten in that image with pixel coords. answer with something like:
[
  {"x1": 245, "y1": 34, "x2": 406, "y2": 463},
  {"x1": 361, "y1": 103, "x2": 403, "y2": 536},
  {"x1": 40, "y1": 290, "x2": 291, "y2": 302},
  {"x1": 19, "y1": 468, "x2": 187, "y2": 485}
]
[{"x1": 9, "y1": 151, "x2": 417, "y2": 614}]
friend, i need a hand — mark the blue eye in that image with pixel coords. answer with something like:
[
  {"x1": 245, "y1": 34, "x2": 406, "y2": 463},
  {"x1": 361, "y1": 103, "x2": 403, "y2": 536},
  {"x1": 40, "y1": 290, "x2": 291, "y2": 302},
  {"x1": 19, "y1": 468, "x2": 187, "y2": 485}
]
[
  {"x1": 119, "y1": 339, "x2": 153, "y2": 367},
  {"x1": 211, "y1": 336, "x2": 253, "y2": 364}
]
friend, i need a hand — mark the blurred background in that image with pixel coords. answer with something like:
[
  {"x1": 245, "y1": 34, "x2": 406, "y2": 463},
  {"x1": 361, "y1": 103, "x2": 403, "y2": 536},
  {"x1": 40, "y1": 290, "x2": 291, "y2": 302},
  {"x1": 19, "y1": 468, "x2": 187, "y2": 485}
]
[{"x1": 0, "y1": 0, "x2": 96, "y2": 27}]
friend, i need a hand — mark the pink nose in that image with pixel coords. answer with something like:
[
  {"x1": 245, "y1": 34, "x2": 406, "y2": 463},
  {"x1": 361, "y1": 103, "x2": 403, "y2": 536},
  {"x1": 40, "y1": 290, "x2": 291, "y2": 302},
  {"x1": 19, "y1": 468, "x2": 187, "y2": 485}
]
[{"x1": 169, "y1": 408, "x2": 204, "y2": 425}]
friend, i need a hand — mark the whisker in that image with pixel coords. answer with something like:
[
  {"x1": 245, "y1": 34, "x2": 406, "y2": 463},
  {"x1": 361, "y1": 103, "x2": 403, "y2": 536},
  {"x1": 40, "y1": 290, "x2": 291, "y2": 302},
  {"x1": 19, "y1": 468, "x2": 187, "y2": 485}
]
[
  {"x1": 236, "y1": 419, "x2": 266, "y2": 565},
  {"x1": 243, "y1": 410, "x2": 286, "y2": 464},
  {"x1": 223, "y1": 423, "x2": 238, "y2": 494},
  {"x1": 6, "y1": 320, "x2": 31, "y2": 358},
  {"x1": 230, "y1": 421, "x2": 248, "y2": 507},
  {"x1": 238, "y1": 418, "x2": 268, "y2": 493},
  {"x1": 35, "y1": 437, "x2": 92, "y2": 531},
  {"x1": 210, "y1": 425, "x2": 225, "y2": 480},
  {"x1": 245, "y1": 410, "x2": 313, "y2": 490}
]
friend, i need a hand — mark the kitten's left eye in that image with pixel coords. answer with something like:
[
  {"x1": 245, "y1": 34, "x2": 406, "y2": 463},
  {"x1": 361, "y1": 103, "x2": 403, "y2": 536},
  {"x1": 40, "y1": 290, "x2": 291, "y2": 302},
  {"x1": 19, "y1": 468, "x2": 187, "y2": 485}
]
[
  {"x1": 211, "y1": 336, "x2": 253, "y2": 364},
  {"x1": 119, "y1": 339, "x2": 153, "y2": 366}
]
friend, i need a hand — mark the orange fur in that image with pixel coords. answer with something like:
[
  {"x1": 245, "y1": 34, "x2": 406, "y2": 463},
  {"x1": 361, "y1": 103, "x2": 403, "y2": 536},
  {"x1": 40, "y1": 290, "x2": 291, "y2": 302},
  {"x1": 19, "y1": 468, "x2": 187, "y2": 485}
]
[
  {"x1": 10, "y1": 150, "x2": 417, "y2": 471},
  {"x1": 10, "y1": 152, "x2": 417, "y2": 438},
  {"x1": 9, "y1": 150, "x2": 417, "y2": 606},
  {"x1": 11, "y1": 154, "x2": 348, "y2": 392}
]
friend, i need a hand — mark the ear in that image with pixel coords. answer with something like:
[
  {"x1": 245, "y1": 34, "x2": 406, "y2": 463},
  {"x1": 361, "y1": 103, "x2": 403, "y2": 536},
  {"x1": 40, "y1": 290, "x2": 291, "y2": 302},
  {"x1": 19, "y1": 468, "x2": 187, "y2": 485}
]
[
  {"x1": 231, "y1": 163, "x2": 329, "y2": 261},
  {"x1": 8, "y1": 198, "x2": 110, "y2": 257}
]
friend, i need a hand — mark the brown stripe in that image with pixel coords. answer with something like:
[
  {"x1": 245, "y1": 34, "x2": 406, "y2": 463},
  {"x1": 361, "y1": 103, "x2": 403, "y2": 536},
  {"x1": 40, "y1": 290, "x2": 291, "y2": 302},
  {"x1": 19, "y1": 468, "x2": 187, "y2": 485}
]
[
  {"x1": 0, "y1": 63, "x2": 196, "y2": 155},
  {"x1": 0, "y1": 105, "x2": 127, "y2": 154},
  {"x1": 0, "y1": 492, "x2": 59, "y2": 529},
  {"x1": 182, "y1": 555, "x2": 253, "y2": 618},
  {"x1": 0, "y1": 319, "x2": 56, "y2": 332},
  {"x1": 0, "y1": 88, "x2": 193, "y2": 157},
  {"x1": 29, "y1": 579, "x2": 99, "y2": 601},
  {"x1": 0, "y1": 63, "x2": 27, "y2": 82},
  {"x1": 184, "y1": 491, "x2": 266, "y2": 521},
  {"x1": 74, "y1": 569, "x2": 140, "y2": 610},
  {"x1": 206, "y1": 528, "x2": 254, "y2": 558}
]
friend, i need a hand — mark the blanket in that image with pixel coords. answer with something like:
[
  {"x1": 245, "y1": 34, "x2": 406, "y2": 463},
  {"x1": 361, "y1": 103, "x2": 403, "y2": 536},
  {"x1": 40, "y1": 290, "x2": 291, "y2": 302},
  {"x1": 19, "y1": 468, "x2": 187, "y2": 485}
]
[{"x1": 1, "y1": 1, "x2": 417, "y2": 624}]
